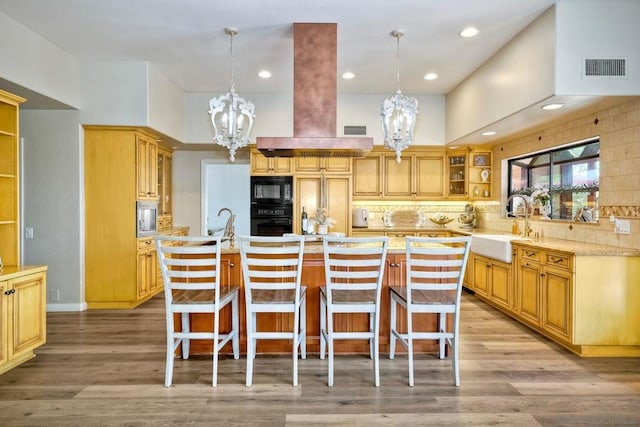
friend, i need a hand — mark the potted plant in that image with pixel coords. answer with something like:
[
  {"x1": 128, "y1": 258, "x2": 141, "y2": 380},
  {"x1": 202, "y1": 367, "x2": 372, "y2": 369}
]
[{"x1": 314, "y1": 208, "x2": 335, "y2": 235}]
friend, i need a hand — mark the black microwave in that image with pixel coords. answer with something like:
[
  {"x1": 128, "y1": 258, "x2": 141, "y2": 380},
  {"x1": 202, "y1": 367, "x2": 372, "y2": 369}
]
[{"x1": 251, "y1": 176, "x2": 293, "y2": 205}]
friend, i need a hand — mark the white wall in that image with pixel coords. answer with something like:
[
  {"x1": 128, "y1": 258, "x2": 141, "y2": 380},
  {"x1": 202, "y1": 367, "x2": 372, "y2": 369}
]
[
  {"x1": 79, "y1": 61, "x2": 149, "y2": 125},
  {"x1": 555, "y1": 1, "x2": 640, "y2": 95},
  {"x1": 21, "y1": 111, "x2": 85, "y2": 312},
  {"x1": 339, "y1": 94, "x2": 446, "y2": 146},
  {"x1": 0, "y1": 12, "x2": 81, "y2": 108},
  {"x1": 184, "y1": 92, "x2": 294, "y2": 143},
  {"x1": 148, "y1": 64, "x2": 185, "y2": 140},
  {"x1": 446, "y1": 6, "x2": 556, "y2": 143}
]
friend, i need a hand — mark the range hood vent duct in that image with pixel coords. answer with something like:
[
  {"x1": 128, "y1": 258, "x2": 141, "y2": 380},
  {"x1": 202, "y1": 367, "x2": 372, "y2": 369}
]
[{"x1": 256, "y1": 23, "x2": 373, "y2": 158}]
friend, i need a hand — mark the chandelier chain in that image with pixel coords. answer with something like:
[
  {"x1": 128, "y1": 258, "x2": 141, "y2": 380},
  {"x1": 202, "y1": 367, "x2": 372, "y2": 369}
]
[
  {"x1": 395, "y1": 33, "x2": 401, "y2": 93},
  {"x1": 226, "y1": 27, "x2": 237, "y2": 92}
]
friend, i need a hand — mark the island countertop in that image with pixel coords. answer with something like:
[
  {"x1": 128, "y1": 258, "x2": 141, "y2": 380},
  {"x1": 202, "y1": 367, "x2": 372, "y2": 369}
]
[{"x1": 218, "y1": 230, "x2": 640, "y2": 257}]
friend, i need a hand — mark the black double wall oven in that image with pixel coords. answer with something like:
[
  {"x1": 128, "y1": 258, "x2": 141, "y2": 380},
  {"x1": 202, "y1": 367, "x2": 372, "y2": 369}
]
[{"x1": 250, "y1": 175, "x2": 293, "y2": 236}]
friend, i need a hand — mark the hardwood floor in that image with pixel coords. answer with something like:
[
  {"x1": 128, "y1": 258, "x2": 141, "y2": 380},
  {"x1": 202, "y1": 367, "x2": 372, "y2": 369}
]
[{"x1": 0, "y1": 291, "x2": 638, "y2": 426}]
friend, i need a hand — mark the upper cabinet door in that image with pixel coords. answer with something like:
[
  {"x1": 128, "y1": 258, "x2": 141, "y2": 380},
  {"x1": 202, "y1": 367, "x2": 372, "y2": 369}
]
[
  {"x1": 352, "y1": 156, "x2": 382, "y2": 199},
  {"x1": 414, "y1": 154, "x2": 444, "y2": 198},
  {"x1": 383, "y1": 154, "x2": 412, "y2": 198}
]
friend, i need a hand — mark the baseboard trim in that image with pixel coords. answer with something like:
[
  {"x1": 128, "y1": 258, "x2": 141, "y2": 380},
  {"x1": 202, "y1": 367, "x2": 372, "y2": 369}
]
[{"x1": 46, "y1": 302, "x2": 88, "y2": 312}]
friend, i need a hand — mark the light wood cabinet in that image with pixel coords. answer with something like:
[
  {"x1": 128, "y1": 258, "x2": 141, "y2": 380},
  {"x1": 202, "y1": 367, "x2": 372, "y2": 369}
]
[
  {"x1": 468, "y1": 251, "x2": 515, "y2": 313},
  {"x1": 352, "y1": 155, "x2": 382, "y2": 198},
  {"x1": 353, "y1": 147, "x2": 445, "y2": 200},
  {"x1": 469, "y1": 149, "x2": 492, "y2": 200},
  {"x1": 157, "y1": 148, "x2": 172, "y2": 217},
  {"x1": 0, "y1": 267, "x2": 47, "y2": 375},
  {"x1": 446, "y1": 150, "x2": 468, "y2": 198},
  {"x1": 294, "y1": 157, "x2": 351, "y2": 174},
  {"x1": 294, "y1": 175, "x2": 351, "y2": 235},
  {"x1": 136, "y1": 134, "x2": 158, "y2": 200},
  {"x1": 250, "y1": 149, "x2": 292, "y2": 175},
  {"x1": 517, "y1": 247, "x2": 573, "y2": 343},
  {"x1": 84, "y1": 126, "x2": 167, "y2": 309},
  {"x1": 137, "y1": 238, "x2": 158, "y2": 299},
  {"x1": 0, "y1": 90, "x2": 25, "y2": 267}
]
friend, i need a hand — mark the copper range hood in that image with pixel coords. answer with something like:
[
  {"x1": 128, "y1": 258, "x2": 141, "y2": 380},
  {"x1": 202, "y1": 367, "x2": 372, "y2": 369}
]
[{"x1": 256, "y1": 23, "x2": 373, "y2": 158}]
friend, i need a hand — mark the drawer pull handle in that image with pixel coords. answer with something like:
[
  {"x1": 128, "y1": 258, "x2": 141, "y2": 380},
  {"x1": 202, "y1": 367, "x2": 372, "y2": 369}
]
[
  {"x1": 550, "y1": 257, "x2": 564, "y2": 263},
  {"x1": 525, "y1": 251, "x2": 536, "y2": 257}
]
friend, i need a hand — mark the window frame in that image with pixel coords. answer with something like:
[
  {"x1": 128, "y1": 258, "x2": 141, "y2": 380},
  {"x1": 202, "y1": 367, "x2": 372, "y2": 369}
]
[{"x1": 507, "y1": 137, "x2": 600, "y2": 221}]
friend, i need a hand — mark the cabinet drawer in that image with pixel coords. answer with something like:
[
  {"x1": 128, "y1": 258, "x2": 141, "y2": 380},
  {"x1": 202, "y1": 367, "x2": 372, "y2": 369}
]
[
  {"x1": 137, "y1": 238, "x2": 154, "y2": 250},
  {"x1": 519, "y1": 247, "x2": 541, "y2": 262},
  {"x1": 545, "y1": 252, "x2": 572, "y2": 271}
]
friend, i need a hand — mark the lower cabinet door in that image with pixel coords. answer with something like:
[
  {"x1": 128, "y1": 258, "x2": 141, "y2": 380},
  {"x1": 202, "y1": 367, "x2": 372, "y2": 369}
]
[
  {"x1": 518, "y1": 261, "x2": 542, "y2": 325},
  {"x1": 542, "y1": 266, "x2": 573, "y2": 342},
  {"x1": 9, "y1": 272, "x2": 46, "y2": 359}
]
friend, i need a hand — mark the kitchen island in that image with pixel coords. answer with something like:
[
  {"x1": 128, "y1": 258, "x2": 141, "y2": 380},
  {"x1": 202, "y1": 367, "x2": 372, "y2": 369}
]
[
  {"x1": 178, "y1": 230, "x2": 640, "y2": 357},
  {"x1": 183, "y1": 234, "x2": 451, "y2": 356}
]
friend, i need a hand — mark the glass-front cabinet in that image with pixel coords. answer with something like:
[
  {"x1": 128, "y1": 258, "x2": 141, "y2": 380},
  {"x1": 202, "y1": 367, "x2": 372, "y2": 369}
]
[
  {"x1": 157, "y1": 148, "x2": 172, "y2": 230},
  {"x1": 447, "y1": 150, "x2": 468, "y2": 198}
]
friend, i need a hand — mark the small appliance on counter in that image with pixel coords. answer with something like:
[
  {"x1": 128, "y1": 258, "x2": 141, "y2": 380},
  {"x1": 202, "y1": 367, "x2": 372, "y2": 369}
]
[
  {"x1": 352, "y1": 208, "x2": 368, "y2": 228},
  {"x1": 458, "y1": 203, "x2": 476, "y2": 229}
]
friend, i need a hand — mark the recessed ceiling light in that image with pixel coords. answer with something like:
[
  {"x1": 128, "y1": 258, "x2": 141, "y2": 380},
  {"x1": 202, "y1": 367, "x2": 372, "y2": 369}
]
[
  {"x1": 342, "y1": 71, "x2": 355, "y2": 79},
  {"x1": 423, "y1": 72, "x2": 438, "y2": 80},
  {"x1": 459, "y1": 27, "x2": 479, "y2": 38},
  {"x1": 481, "y1": 131, "x2": 497, "y2": 136},
  {"x1": 258, "y1": 70, "x2": 272, "y2": 78},
  {"x1": 541, "y1": 103, "x2": 564, "y2": 110}
]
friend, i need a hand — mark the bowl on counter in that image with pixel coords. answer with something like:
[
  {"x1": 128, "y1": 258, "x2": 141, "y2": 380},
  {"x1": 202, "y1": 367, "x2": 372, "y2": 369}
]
[{"x1": 429, "y1": 216, "x2": 455, "y2": 228}]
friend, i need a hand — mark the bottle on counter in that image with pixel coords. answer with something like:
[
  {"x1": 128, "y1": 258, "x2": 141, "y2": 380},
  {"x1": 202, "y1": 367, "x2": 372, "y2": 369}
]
[
  {"x1": 512, "y1": 219, "x2": 519, "y2": 235},
  {"x1": 301, "y1": 207, "x2": 308, "y2": 234}
]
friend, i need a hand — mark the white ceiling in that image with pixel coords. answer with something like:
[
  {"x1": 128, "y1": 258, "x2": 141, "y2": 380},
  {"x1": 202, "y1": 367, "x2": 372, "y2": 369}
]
[{"x1": 0, "y1": 0, "x2": 559, "y2": 97}]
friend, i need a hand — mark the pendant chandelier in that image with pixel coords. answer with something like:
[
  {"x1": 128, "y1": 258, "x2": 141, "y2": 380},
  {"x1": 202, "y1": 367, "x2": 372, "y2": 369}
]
[
  {"x1": 209, "y1": 27, "x2": 255, "y2": 162},
  {"x1": 381, "y1": 30, "x2": 418, "y2": 164}
]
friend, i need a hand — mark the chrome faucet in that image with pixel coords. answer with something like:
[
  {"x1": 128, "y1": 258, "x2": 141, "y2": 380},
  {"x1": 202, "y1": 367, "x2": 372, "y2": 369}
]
[
  {"x1": 506, "y1": 194, "x2": 531, "y2": 237},
  {"x1": 217, "y1": 208, "x2": 235, "y2": 242}
]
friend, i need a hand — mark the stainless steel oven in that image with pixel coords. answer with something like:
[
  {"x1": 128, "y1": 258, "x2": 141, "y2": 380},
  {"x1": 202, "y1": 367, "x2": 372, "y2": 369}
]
[
  {"x1": 136, "y1": 201, "x2": 158, "y2": 237},
  {"x1": 250, "y1": 205, "x2": 293, "y2": 236}
]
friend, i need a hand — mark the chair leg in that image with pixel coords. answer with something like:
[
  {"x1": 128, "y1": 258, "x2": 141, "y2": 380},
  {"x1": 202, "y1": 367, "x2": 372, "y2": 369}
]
[
  {"x1": 165, "y1": 317, "x2": 175, "y2": 388},
  {"x1": 369, "y1": 313, "x2": 374, "y2": 360},
  {"x1": 300, "y1": 296, "x2": 307, "y2": 360},
  {"x1": 181, "y1": 312, "x2": 190, "y2": 359},
  {"x1": 245, "y1": 308, "x2": 254, "y2": 387},
  {"x1": 292, "y1": 304, "x2": 300, "y2": 387},
  {"x1": 231, "y1": 295, "x2": 240, "y2": 359},
  {"x1": 327, "y1": 309, "x2": 334, "y2": 387},
  {"x1": 453, "y1": 315, "x2": 460, "y2": 387},
  {"x1": 439, "y1": 312, "x2": 446, "y2": 360},
  {"x1": 212, "y1": 311, "x2": 219, "y2": 387},
  {"x1": 373, "y1": 309, "x2": 381, "y2": 387},
  {"x1": 389, "y1": 296, "x2": 397, "y2": 360},
  {"x1": 319, "y1": 294, "x2": 326, "y2": 360},
  {"x1": 407, "y1": 311, "x2": 414, "y2": 387}
]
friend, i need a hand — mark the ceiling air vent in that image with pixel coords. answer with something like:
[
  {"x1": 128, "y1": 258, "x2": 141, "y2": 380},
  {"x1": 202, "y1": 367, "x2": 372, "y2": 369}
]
[
  {"x1": 344, "y1": 125, "x2": 367, "y2": 135},
  {"x1": 584, "y1": 58, "x2": 626, "y2": 77}
]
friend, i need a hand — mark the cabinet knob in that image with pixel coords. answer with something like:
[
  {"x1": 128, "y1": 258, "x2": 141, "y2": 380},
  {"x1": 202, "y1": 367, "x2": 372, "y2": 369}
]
[
  {"x1": 229, "y1": 263, "x2": 235, "y2": 268},
  {"x1": 4, "y1": 289, "x2": 15, "y2": 295}
]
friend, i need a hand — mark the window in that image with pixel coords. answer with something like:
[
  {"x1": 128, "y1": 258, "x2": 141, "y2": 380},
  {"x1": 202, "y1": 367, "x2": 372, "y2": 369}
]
[{"x1": 508, "y1": 138, "x2": 599, "y2": 221}]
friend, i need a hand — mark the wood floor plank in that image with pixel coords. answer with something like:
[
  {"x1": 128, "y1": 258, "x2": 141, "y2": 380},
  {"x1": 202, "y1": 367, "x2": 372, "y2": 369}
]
[
  {"x1": 0, "y1": 292, "x2": 637, "y2": 425},
  {"x1": 285, "y1": 412, "x2": 543, "y2": 426}
]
